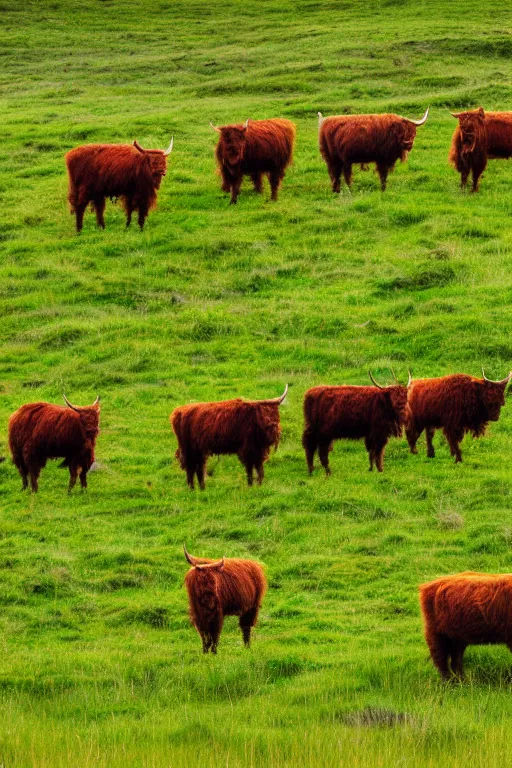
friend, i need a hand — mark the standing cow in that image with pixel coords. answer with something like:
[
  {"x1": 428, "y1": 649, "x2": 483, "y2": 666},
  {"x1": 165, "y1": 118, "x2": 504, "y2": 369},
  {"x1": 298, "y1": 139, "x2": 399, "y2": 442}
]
[
  {"x1": 302, "y1": 373, "x2": 409, "y2": 475},
  {"x1": 8, "y1": 395, "x2": 100, "y2": 492},
  {"x1": 184, "y1": 545, "x2": 267, "y2": 654},
  {"x1": 318, "y1": 108, "x2": 429, "y2": 192},
  {"x1": 449, "y1": 107, "x2": 512, "y2": 192},
  {"x1": 406, "y1": 371, "x2": 511, "y2": 463},
  {"x1": 210, "y1": 118, "x2": 296, "y2": 204},
  {"x1": 65, "y1": 138, "x2": 173, "y2": 231},
  {"x1": 171, "y1": 386, "x2": 288, "y2": 489}
]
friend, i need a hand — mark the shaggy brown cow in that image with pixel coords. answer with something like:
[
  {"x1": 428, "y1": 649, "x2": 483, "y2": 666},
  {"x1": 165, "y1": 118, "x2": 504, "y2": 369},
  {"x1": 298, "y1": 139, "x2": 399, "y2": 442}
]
[
  {"x1": 405, "y1": 371, "x2": 511, "y2": 463},
  {"x1": 184, "y1": 545, "x2": 267, "y2": 653},
  {"x1": 302, "y1": 372, "x2": 410, "y2": 475},
  {"x1": 65, "y1": 138, "x2": 173, "y2": 231},
  {"x1": 449, "y1": 107, "x2": 512, "y2": 191},
  {"x1": 420, "y1": 572, "x2": 512, "y2": 680},
  {"x1": 171, "y1": 386, "x2": 287, "y2": 489},
  {"x1": 318, "y1": 108, "x2": 429, "y2": 191},
  {"x1": 210, "y1": 118, "x2": 296, "y2": 204},
  {"x1": 8, "y1": 395, "x2": 100, "y2": 492}
]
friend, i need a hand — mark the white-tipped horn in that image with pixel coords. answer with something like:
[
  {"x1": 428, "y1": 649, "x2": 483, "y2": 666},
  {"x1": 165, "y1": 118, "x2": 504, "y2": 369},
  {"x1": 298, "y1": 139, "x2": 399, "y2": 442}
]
[
  {"x1": 184, "y1": 544, "x2": 196, "y2": 566},
  {"x1": 406, "y1": 107, "x2": 429, "y2": 126},
  {"x1": 163, "y1": 137, "x2": 173, "y2": 156},
  {"x1": 482, "y1": 368, "x2": 512, "y2": 385},
  {"x1": 257, "y1": 384, "x2": 289, "y2": 405},
  {"x1": 209, "y1": 121, "x2": 220, "y2": 133},
  {"x1": 133, "y1": 139, "x2": 145, "y2": 153},
  {"x1": 93, "y1": 395, "x2": 100, "y2": 406},
  {"x1": 63, "y1": 394, "x2": 79, "y2": 411},
  {"x1": 369, "y1": 371, "x2": 383, "y2": 389},
  {"x1": 243, "y1": 118, "x2": 250, "y2": 129},
  {"x1": 318, "y1": 111, "x2": 325, "y2": 127},
  {"x1": 407, "y1": 369, "x2": 413, "y2": 387}
]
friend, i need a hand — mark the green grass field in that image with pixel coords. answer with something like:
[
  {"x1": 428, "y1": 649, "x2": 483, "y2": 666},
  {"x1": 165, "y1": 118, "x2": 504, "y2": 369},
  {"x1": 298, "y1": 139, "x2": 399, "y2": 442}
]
[{"x1": 2, "y1": 1, "x2": 512, "y2": 765}]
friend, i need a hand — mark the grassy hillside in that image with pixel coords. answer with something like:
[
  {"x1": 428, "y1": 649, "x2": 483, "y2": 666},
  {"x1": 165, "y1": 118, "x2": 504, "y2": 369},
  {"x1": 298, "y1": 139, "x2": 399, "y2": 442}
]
[{"x1": 2, "y1": 0, "x2": 512, "y2": 765}]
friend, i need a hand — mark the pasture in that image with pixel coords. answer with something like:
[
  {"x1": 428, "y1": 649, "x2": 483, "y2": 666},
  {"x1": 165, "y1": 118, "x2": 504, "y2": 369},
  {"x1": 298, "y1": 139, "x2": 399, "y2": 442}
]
[{"x1": 2, "y1": 0, "x2": 512, "y2": 765}]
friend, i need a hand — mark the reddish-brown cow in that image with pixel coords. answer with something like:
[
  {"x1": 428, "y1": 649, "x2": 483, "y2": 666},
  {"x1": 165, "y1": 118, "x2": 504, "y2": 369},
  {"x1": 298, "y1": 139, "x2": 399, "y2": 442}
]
[
  {"x1": 171, "y1": 386, "x2": 287, "y2": 489},
  {"x1": 184, "y1": 545, "x2": 267, "y2": 654},
  {"x1": 405, "y1": 371, "x2": 511, "y2": 463},
  {"x1": 65, "y1": 138, "x2": 173, "y2": 231},
  {"x1": 302, "y1": 373, "x2": 409, "y2": 475},
  {"x1": 420, "y1": 572, "x2": 512, "y2": 680},
  {"x1": 449, "y1": 107, "x2": 512, "y2": 191},
  {"x1": 8, "y1": 395, "x2": 100, "y2": 492},
  {"x1": 210, "y1": 118, "x2": 296, "y2": 204},
  {"x1": 318, "y1": 108, "x2": 428, "y2": 192}
]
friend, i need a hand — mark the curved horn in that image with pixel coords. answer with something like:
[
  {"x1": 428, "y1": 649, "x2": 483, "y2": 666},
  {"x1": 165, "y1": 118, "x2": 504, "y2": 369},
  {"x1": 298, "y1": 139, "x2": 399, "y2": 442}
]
[
  {"x1": 63, "y1": 394, "x2": 79, "y2": 411},
  {"x1": 318, "y1": 111, "x2": 324, "y2": 127},
  {"x1": 93, "y1": 395, "x2": 100, "y2": 406},
  {"x1": 163, "y1": 137, "x2": 173, "y2": 156},
  {"x1": 369, "y1": 371, "x2": 383, "y2": 389},
  {"x1": 407, "y1": 369, "x2": 413, "y2": 387},
  {"x1": 390, "y1": 367, "x2": 398, "y2": 384},
  {"x1": 482, "y1": 368, "x2": 512, "y2": 385},
  {"x1": 243, "y1": 118, "x2": 250, "y2": 129},
  {"x1": 209, "y1": 121, "x2": 221, "y2": 133},
  {"x1": 405, "y1": 107, "x2": 429, "y2": 126},
  {"x1": 133, "y1": 140, "x2": 145, "y2": 153},
  {"x1": 258, "y1": 384, "x2": 289, "y2": 405},
  {"x1": 184, "y1": 544, "x2": 197, "y2": 566},
  {"x1": 451, "y1": 111, "x2": 461, "y2": 119},
  {"x1": 196, "y1": 556, "x2": 225, "y2": 570}
]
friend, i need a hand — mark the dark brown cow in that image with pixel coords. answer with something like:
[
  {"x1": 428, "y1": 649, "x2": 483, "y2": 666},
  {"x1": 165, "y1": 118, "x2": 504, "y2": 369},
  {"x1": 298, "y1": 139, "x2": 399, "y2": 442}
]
[
  {"x1": 171, "y1": 386, "x2": 288, "y2": 489},
  {"x1": 420, "y1": 572, "x2": 512, "y2": 680},
  {"x1": 318, "y1": 108, "x2": 429, "y2": 191},
  {"x1": 302, "y1": 372, "x2": 409, "y2": 475},
  {"x1": 210, "y1": 118, "x2": 296, "y2": 204},
  {"x1": 65, "y1": 138, "x2": 173, "y2": 231},
  {"x1": 184, "y1": 545, "x2": 267, "y2": 654},
  {"x1": 449, "y1": 107, "x2": 512, "y2": 191},
  {"x1": 406, "y1": 371, "x2": 511, "y2": 463},
  {"x1": 8, "y1": 395, "x2": 100, "y2": 492}
]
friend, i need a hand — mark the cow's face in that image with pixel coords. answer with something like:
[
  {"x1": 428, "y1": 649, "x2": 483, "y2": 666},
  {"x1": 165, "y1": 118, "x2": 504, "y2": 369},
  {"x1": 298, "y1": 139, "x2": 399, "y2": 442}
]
[
  {"x1": 398, "y1": 120, "x2": 417, "y2": 152},
  {"x1": 386, "y1": 385, "x2": 409, "y2": 423},
  {"x1": 146, "y1": 151, "x2": 168, "y2": 188},
  {"x1": 219, "y1": 126, "x2": 247, "y2": 167},
  {"x1": 456, "y1": 108, "x2": 485, "y2": 153},
  {"x1": 482, "y1": 381, "x2": 507, "y2": 421}
]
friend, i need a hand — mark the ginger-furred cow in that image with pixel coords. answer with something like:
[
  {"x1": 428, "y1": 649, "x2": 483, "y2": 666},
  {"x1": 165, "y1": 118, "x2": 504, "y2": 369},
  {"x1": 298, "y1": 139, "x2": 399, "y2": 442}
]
[
  {"x1": 318, "y1": 108, "x2": 429, "y2": 192},
  {"x1": 420, "y1": 572, "x2": 512, "y2": 680},
  {"x1": 302, "y1": 372, "x2": 409, "y2": 475},
  {"x1": 8, "y1": 395, "x2": 100, "y2": 492},
  {"x1": 405, "y1": 371, "x2": 511, "y2": 463},
  {"x1": 449, "y1": 107, "x2": 512, "y2": 191},
  {"x1": 65, "y1": 137, "x2": 173, "y2": 231},
  {"x1": 184, "y1": 545, "x2": 267, "y2": 654},
  {"x1": 171, "y1": 386, "x2": 288, "y2": 489},
  {"x1": 210, "y1": 118, "x2": 296, "y2": 204}
]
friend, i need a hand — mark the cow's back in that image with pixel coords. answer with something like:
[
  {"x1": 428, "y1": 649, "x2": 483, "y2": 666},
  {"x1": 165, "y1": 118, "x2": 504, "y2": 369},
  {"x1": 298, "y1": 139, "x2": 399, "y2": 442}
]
[
  {"x1": 304, "y1": 386, "x2": 378, "y2": 439},
  {"x1": 485, "y1": 112, "x2": 512, "y2": 158},
  {"x1": 243, "y1": 119, "x2": 296, "y2": 171}
]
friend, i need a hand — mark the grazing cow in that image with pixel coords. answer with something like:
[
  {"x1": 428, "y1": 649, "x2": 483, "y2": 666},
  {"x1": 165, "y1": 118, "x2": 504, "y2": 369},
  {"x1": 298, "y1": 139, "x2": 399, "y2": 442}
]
[
  {"x1": 302, "y1": 372, "x2": 410, "y2": 475},
  {"x1": 184, "y1": 545, "x2": 267, "y2": 653},
  {"x1": 420, "y1": 572, "x2": 512, "y2": 680},
  {"x1": 449, "y1": 107, "x2": 512, "y2": 191},
  {"x1": 65, "y1": 137, "x2": 173, "y2": 231},
  {"x1": 210, "y1": 118, "x2": 296, "y2": 204},
  {"x1": 8, "y1": 395, "x2": 100, "y2": 492},
  {"x1": 405, "y1": 371, "x2": 511, "y2": 463},
  {"x1": 318, "y1": 108, "x2": 429, "y2": 191},
  {"x1": 171, "y1": 386, "x2": 287, "y2": 489}
]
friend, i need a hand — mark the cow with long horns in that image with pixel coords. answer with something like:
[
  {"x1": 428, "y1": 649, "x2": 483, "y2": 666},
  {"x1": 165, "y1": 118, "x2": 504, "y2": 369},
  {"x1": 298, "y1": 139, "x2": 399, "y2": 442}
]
[
  {"x1": 318, "y1": 108, "x2": 429, "y2": 192},
  {"x1": 184, "y1": 545, "x2": 267, "y2": 654},
  {"x1": 302, "y1": 372, "x2": 410, "y2": 475},
  {"x1": 171, "y1": 386, "x2": 288, "y2": 489},
  {"x1": 8, "y1": 396, "x2": 100, "y2": 492},
  {"x1": 210, "y1": 118, "x2": 296, "y2": 204},
  {"x1": 405, "y1": 371, "x2": 512, "y2": 463},
  {"x1": 65, "y1": 138, "x2": 173, "y2": 231},
  {"x1": 449, "y1": 107, "x2": 512, "y2": 192}
]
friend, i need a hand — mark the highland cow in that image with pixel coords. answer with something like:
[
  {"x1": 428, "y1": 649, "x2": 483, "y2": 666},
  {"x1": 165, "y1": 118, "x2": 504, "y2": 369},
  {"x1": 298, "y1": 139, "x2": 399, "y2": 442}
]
[
  {"x1": 420, "y1": 572, "x2": 512, "y2": 680},
  {"x1": 8, "y1": 395, "x2": 100, "y2": 492},
  {"x1": 65, "y1": 138, "x2": 173, "y2": 231},
  {"x1": 405, "y1": 371, "x2": 511, "y2": 463},
  {"x1": 318, "y1": 108, "x2": 429, "y2": 191},
  {"x1": 171, "y1": 386, "x2": 287, "y2": 489},
  {"x1": 302, "y1": 372, "x2": 410, "y2": 475},
  {"x1": 210, "y1": 118, "x2": 296, "y2": 204},
  {"x1": 184, "y1": 545, "x2": 267, "y2": 653},
  {"x1": 449, "y1": 108, "x2": 512, "y2": 191}
]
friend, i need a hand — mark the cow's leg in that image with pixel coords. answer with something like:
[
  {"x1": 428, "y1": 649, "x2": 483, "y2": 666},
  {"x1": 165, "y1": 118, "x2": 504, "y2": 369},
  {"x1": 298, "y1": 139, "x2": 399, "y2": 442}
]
[
  {"x1": 196, "y1": 457, "x2": 206, "y2": 491},
  {"x1": 255, "y1": 462, "x2": 265, "y2": 486},
  {"x1": 125, "y1": 197, "x2": 134, "y2": 227},
  {"x1": 302, "y1": 430, "x2": 318, "y2": 474},
  {"x1": 449, "y1": 641, "x2": 466, "y2": 679},
  {"x1": 342, "y1": 164, "x2": 353, "y2": 190},
  {"x1": 186, "y1": 463, "x2": 195, "y2": 490},
  {"x1": 365, "y1": 437, "x2": 375, "y2": 471},
  {"x1": 230, "y1": 178, "x2": 242, "y2": 205},
  {"x1": 29, "y1": 467, "x2": 40, "y2": 493},
  {"x1": 68, "y1": 462, "x2": 79, "y2": 493},
  {"x1": 137, "y1": 205, "x2": 149, "y2": 230},
  {"x1": 220, "y1": 169, "x2": 231, "y2": 194},
  {"x1": 74, "y1": 200, "x2": 88, "y2": 233},
  {"x1": 13, "y1": 454, "x2": 29, "y2": 490},
  {"x1": 426, "y1": 632, "x2": 451, "y2": 681},
  {"x1": 460, "y1": 169, "x2": 470, "y2": 189},
  {"x1": 405, "y1": 422, "x2": 420, "y2": 455},
  {"x1": 269, "y1": 171, "x2": 283, "y2": 201},
  {"x1": 425, "y1": 427, "x2": 436, "y2": 458},
  {"x1": 93, "y1": 197, "x2": 106, "y2": 229},
  {"x1": 374, "y1": 441, "x2": 387, "y2": 472},
  {"x1": 318, "y1": 440, "x2": 332, "y2": 476},
  {"x1": 376, "y1": 163, "x2": 389, "y2": 191},
  {"x1": 239, "y1": 607, "x2": 258, "y2": 647},
  {"x1": 79, "y1": 468, "x2": 88, "y2": 489},
  {"x1": 251, "y1": 172, "x2": 263, "y2": 193},
  {"x1": 445, "y1": 429, "x2": 463, "y2": 463}
]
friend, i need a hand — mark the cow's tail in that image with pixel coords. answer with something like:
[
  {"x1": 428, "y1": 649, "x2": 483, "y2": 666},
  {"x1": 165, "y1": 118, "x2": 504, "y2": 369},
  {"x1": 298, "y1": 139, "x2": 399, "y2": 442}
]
[{"x1": 418, "y1": 582, "x2": 438, "y2": 634}]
